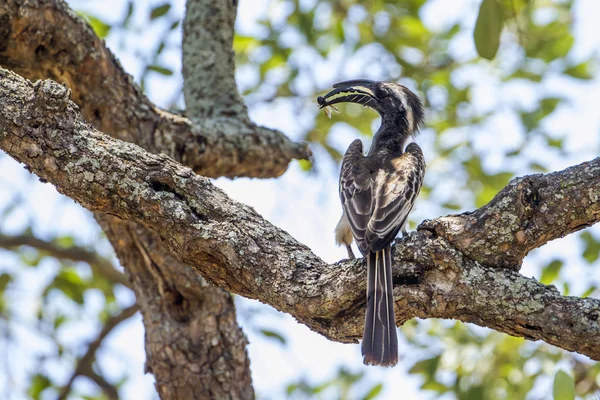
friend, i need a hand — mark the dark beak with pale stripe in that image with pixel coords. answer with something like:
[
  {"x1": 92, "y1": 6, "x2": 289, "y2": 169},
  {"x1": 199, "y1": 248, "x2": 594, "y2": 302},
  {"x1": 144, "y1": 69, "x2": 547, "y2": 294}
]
[
  {"x1": 317, "y1": 79, "x2": 379, "y2": 111},
  {"x1": 318, "y1": 79, "x2": 424, "y2": 136}
]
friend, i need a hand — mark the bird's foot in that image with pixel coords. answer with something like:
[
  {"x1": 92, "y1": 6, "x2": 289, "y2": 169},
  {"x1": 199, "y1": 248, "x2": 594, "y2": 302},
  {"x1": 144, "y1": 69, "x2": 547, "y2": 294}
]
[{"x1": 346, "y1": 245, "x2": 356, "y2": 260}]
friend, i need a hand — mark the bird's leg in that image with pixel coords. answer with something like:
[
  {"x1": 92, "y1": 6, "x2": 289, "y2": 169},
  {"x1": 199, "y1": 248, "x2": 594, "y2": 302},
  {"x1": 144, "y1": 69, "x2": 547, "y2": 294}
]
[{"x1": 346, "y1": 244, "x2": 356, "y2": 260}]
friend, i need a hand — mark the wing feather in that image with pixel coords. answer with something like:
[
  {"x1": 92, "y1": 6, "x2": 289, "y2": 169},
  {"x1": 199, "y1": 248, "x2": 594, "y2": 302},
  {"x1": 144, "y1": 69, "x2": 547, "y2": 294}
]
[{"x1": 340, "y1": 141, "x2": 425, "y2": 255}]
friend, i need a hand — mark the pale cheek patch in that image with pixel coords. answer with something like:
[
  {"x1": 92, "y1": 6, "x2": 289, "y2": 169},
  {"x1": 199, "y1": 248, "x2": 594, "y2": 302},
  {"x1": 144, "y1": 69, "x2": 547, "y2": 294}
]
[
  {"x1": 406, "y1": 108, "x2": 414, "y2": 134},
  {"x1": 398, "y1": 88, "x2": 414, "y2": 133}
]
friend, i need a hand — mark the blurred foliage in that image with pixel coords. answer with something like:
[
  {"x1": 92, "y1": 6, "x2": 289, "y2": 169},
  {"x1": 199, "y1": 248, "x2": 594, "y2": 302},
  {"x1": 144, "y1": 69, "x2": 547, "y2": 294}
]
[
  {"x1": 285, "y1": 368, "x2": 382, "y2": 400},
  {"x1": 0, "y1": 0, "x2": 599, "y2": 399}
]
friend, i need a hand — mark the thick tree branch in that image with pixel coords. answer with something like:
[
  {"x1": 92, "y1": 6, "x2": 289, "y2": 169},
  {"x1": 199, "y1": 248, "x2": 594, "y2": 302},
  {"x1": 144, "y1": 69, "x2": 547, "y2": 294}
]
[
  {"x1": 1, "y1": 69, "x2": 599, "y2": 360},
  {"x1": 97, "y1": 215, "x2": 254, "y2": 400},
  {"x1": 0, "y1": 233, "x2": 130, "y2": 288},
  {"x1": 1, "y1": 0, "x2": 274, "y2": 397},
  {"x1": 420, "y1": 170, "x2": 600, "y2": 269},
  {"x1": 183, "y1": 0, "x2": 246, "y2": 119},
  {"x1": 181, "y1": 0, "x2": 255, "y2": 396},
  {"x1": 0, "y1": 0, "x2": 309, "y2": 178},
  {"x1": 1, "y1": 1, "x2": 261, "y2": 395}
]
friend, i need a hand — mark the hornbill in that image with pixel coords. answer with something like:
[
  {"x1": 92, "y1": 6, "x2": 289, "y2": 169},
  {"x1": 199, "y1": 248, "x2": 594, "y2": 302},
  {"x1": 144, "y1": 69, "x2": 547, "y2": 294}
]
[{"x1": 318, "y1": 80, "x2": 425, "y2": 367}]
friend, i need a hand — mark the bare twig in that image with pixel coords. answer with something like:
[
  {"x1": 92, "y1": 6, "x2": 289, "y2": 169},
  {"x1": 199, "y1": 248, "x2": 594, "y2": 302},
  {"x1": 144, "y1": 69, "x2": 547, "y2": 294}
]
[
  {"x1": 0, "y1": 234, "x2": 130, "y2": 288},
  {"x1": 56, "y1": 304, "x2": 139, "y2": 400}
]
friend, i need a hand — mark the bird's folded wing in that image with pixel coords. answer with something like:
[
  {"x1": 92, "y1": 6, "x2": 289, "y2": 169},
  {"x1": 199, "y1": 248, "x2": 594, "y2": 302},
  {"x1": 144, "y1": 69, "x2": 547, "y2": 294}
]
[{"x1": 340, "y1": 142, "x2": 425, "y2": 253}]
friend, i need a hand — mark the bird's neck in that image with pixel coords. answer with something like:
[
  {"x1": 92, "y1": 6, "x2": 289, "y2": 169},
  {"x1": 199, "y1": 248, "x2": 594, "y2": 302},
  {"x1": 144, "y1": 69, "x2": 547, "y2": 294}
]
[{"x1": 368, "y1": 117, "x2": 411, "y2": 157}]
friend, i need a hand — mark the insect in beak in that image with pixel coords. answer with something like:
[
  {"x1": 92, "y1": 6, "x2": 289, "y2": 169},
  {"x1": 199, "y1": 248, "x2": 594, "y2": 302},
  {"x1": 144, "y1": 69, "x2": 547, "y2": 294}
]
[{"x1": 323, "y1": 104, "x2": 340, "y2": 119}]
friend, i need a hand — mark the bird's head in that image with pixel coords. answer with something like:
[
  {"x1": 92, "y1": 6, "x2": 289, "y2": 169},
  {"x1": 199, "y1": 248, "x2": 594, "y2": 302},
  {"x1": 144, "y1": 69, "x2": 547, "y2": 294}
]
[{"x1": 318, "y1": 79, "x2": 424, "y2": 135}]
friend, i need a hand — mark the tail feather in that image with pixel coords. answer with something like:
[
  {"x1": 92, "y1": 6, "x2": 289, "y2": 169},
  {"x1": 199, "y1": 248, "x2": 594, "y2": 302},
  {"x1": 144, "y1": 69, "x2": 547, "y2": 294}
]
[{"x1": 361, "y1": 247, "x2": 398, "y2": 366}]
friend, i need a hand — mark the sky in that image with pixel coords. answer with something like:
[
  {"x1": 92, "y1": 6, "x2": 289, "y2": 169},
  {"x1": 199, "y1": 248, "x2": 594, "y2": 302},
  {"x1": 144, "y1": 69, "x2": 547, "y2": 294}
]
[{"x1": 1, "y1": 0, "x2": 599, "y2": 399}]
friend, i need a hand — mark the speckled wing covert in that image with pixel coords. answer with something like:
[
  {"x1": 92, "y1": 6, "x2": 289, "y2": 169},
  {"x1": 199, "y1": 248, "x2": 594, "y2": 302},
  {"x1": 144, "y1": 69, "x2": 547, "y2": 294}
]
[{"x1": 339, "y1": 141, "x2": 425, "y2": 255}]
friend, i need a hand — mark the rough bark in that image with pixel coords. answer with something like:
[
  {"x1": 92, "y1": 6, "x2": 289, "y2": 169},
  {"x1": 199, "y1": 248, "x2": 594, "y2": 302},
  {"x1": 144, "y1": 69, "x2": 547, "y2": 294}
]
[
  {"x1": 97, "y1": 215, "x2": 253, "y2": 400},
  {"x1": 176, "y1": 0, "x2": 254, "y2": 397},
  {"x1": 0, "y1": 0, "x2": 264, "y2": 396},
  {"x1": 0, "y1": 0, "x2": 309, "y2": 179},
  {"x1": 182, "y1": 0, "x2": 246, "y2": 120},
  {"x1": 1, "y1": 68, "x2": 599, "y2": 361},
  {"x1": 420, "y1": 171, "x2": 600, "y2": 269}
]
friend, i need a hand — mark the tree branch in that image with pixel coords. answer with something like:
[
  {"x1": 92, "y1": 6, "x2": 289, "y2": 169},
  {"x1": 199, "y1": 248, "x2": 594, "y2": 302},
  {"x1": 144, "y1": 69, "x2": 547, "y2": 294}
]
[
  {"x1": 183, "y1": 0, "x2": 246, "y2": 119},
  {"x1": 0, "y1": 0, "x2": 309, "y2": 178},
  {"x1": 1, "y1": 69, "x2": 599, "y2": 359},
  {"x1": 181, "y1": 0, "x2": 256, "y2": 396},
  {"x1": 96, "y1": 215, "x2": 254, "y2": 399},
  {"x1": 1, "y1": 1, "x2": 260, "y2": 395},
  {"x1": 81, "y1": 370, "x2": 119, "y2": 400},
  {"x1": 420, "y1": 169, "x2": 600, "y2": 269},
  {"x1": 57, "y1": 304, "x2": 139, "y2": 400},
  {"x1": 0, "y1": 233, "x2": 130, "y2": 288}
]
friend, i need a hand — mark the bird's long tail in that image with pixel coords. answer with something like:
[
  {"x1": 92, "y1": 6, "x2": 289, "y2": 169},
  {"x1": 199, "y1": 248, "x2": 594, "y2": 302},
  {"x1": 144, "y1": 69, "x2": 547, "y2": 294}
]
[{"x1": 362, "y1": 246, "x2": 398, "y2": 366}]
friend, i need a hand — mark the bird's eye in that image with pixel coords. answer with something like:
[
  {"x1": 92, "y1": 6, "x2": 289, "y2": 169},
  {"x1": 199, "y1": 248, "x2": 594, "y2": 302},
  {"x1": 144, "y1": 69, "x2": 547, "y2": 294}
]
[{"x1": 375, "y1": 87, "x2": 388, "y2": 98}]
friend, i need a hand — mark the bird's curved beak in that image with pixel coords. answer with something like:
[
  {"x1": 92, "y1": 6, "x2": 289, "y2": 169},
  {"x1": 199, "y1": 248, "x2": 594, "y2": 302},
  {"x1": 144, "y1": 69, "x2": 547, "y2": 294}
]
[{"x1": 317, "y1": 79, "x2": 379, "y2": 110}]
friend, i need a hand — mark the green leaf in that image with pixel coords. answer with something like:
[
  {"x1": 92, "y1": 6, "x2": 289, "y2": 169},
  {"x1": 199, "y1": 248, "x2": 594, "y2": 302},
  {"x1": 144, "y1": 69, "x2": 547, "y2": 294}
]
[
  {"x1": 44, "y1": 268, "x2": 87, "y2": 305},
  {"x1": 286, "y1": 383, "x2": 300, "y2": 395},
  {"x1": 546, "y1": 136, "x2": 564, "y2": 149},
  {"x1": 76, "y1": 12, "x2": 111, "y2": 39},
  {"x1": 20, "y1": 250, "x2": 43, "y2": 267},
  {"x1": 409, "y1": 355, "x2": 440, "y2": 376},
  {"x1": 581, "y1": 285, "x2": 596, "y2": 298},
  {"x1": 54, "y1": 235, "x2": 75, "y2": 248},
  {"x1": 147, "y1": 65, "x2": 174, "y2": 76},
  {"x1": 529, "y1": 162, "x2": 547, "y2": 172},
  {"x1": 122, "y1": 1, "x2": 134, "y2": 28},
  {"x1": 421, "y1": 380, "x2": 449, "y2": 393},
  {"x1": 150, "y1": 3, "x2": 171, "y2": 20},
  {"x1": 466, "y1": 386, "x2": 485, "y2": 400},
  {"x1": 553, "y1": 370, "x2": 575, "y2": 400},
  {"x1": 338, "y1": 368, "x2": 363, "y2": 384},
  {"x1": 442, "y1": 202, "x2": 462, "y2": 211},
  {"x1": 298, "y1": 159, "x2": 313, "y2": 171},
  {"x1": 156, "y1": 42, "x2": 166, "y2": 56},
  {"x1": 580, "y1": 231, "x2": 600, "y2": 263},
  {"x1": 549, "y1": 34, "x2": 574, "y2": 60},
  {"x1": 564, "y1": 62, "x2": 594, "y2": 80},
  {"x1": 312, "y1": 381, "x2": 332, "y2": 394},
  {"x1": 0, "y1": 273, "x2": 12, "y2": 292},
  {"x1": 510, "y1": 69, "x2": 544, "y2": 82},
  {"x1": 540, "y1": 97, "x2": 561, "y2": 118},
  {"x1": 53, "y1": 314, "x2": 68, "y2": 330},
  {"x1": 363, "y1": 383, "x2": 383, "y2": 400},
  {"x1": 540, "y1": 259, "x2": 563, "y2": 284},
  {"x1": 259, "y1": 329, "x2": 286, "y2": 345},
  {"x1": 474, "y1": 0, "x2": 505, "y2": 60},
  {"x1": 28, "y1": 374, "x2": 52, "y2": 400}
]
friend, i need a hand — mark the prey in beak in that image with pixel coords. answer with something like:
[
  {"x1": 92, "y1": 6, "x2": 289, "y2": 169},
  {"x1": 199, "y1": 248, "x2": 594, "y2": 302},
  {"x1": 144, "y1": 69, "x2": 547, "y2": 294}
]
[{"x1": 317, "y1": 79, "x2": 379, "y2": 118}]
